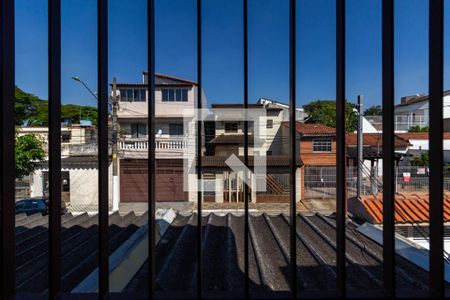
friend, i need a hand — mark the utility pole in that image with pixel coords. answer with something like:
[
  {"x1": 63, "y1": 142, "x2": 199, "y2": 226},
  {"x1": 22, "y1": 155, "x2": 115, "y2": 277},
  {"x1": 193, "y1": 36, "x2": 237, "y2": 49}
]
[
  {"x1": 357, "y1": 95, "x2": 363, "y2": 198},
  {"x1": 111, "y1": 78, "x2": 120, "y2": 211}
]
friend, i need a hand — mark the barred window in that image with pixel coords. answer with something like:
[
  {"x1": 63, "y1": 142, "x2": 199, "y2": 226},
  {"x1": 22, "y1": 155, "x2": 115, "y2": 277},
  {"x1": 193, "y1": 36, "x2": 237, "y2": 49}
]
[{"x1": 312, "y1": 138, "x2": 332, "y2": 152}]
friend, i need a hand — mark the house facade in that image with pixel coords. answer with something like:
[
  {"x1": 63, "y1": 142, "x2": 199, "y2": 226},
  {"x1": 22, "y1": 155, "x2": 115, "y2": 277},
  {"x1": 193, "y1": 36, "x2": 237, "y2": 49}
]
[
  {"x1": 394, "y1": 91, "x2": 450, "y2": 132},
  {"x1": 116, "y1": 73, "x2": 203, "y2": 203}
]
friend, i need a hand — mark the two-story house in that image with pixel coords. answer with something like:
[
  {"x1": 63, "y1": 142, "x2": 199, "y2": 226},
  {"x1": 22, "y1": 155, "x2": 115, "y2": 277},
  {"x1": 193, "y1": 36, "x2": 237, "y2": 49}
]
[
  {"x1": 116, "y1": 72, "x2": 203, "y2": 203},
  {"x1": 394, "y1": 91, "x2": 450, "y2": 132},
  {"x1": 203, "y1": 103, "x2": 302, "y2": 203}
]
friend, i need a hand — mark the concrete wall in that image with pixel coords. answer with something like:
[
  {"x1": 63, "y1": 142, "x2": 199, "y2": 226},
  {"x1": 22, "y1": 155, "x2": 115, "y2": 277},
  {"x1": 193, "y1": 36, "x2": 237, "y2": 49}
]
[{"x1": 31, "y1": 163, "x2": 113, "y2": 206}]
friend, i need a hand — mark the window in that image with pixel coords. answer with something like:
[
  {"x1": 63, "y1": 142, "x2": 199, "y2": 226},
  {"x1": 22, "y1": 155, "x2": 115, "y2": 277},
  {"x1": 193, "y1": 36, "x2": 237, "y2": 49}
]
[
  {"x1": 225, "y1": 122, "x2": 238, "y2": 133},
  {"x1": 266, "y1": 119, "x2": 273, "y2": 129},
  {"x1": 120, "y1": 88, "x2": 146, "y2": 102},
  {"x1": 312, "y1": 138, "x2": 332, "y2": 152},
  {"x1": 161, "y1": 88, "x2": 188, "y2": 102},
  {"x1": 131, "y1": 123, "x2": 147, "y2": 138},
  {"x1": 266, "y1": 150, "x2": 273, "y2": 156},
  {"x1": 169, "y1": 124, "x2": 183, "y2": 136}
]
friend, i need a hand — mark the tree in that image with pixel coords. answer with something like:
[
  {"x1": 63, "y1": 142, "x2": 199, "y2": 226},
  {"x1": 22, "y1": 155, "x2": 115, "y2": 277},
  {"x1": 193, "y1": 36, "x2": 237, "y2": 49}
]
[
  {"x1": 15, "y1": 133, "x2": 46, "y2": 179},
  {"x1": 364, "y1": 105, "x2": 382, "y2": 116},
  {"x1": 408, "y1": 125, "x2": 428, "y2": 133},
  {"x1": 303, "y1": 100, "x2": 358, "y2": 132},
  {"x1": 412, "y1": 152, "x2": 429, "y2": 167},
  {"x1": 15, "y1": 86, "x2": 98, "y2": 126}
]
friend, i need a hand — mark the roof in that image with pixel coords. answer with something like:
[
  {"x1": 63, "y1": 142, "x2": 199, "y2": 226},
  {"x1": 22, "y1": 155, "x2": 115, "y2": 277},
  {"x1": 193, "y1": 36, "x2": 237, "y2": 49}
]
[
  {"x1": 116, "y1": 73, "x2": 197, "y2": 87},
  {"x1": 395, "y1": 90, "x2": 450, "y2": 107},
  {"x1": 397, "y1": 132, "x2": 450, "y2": 140},
  {"x1": 282, "y1": 121, "x2": 336, "y2": 136},
  {"x1": 208, "y1": 134, "x2": 255, "y2": 145},
  {"x1": 345, "y1": 147, "x2": 406, "y2": 160},
  {"x1": 201, "y1": 155, "x2": 303, "y2": 168},
  {"x1": 126, "y1": 212, "x2": 431, "y2": 293},
  {"x1": 349, "y1": 193, "x2": 450, "y2": 224},
  {"x1": 346, "y1": 133, "x2": 411, "y2": 148},
  {"x1": 210, "y1": 103, "x2": 283, "y2": 111},
  {"x1": 15, "y1": 211, "x2": 147, "y2": 293}
]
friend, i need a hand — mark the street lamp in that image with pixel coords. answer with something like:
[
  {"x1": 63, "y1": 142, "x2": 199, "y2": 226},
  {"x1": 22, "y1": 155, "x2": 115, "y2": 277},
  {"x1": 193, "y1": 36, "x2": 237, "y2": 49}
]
[{"x1": 72, "y1": 75, "x2": 121, "y2": 212}]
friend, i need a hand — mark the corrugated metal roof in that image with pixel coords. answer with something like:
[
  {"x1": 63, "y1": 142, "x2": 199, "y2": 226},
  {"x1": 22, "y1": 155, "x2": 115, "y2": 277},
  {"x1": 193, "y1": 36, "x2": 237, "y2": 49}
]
[
  {"x1": 126, "y1": 213, "x2": 431, "y2": 293},
  {"x1": 200, "y1": 155, "x2": 303, "y2": 168}
]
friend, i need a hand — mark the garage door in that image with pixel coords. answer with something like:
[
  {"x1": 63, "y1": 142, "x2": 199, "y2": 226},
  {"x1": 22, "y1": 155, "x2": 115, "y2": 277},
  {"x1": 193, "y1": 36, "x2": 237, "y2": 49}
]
[{"x1": 120, "y1": 159, "x2": 188, "y2": 202}]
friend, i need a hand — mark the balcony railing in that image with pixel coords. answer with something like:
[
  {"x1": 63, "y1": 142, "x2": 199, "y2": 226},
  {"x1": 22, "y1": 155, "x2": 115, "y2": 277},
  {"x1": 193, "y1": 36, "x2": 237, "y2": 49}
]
[{"x1": 118, "y1": 137, "x2": 188, "y2": 151}]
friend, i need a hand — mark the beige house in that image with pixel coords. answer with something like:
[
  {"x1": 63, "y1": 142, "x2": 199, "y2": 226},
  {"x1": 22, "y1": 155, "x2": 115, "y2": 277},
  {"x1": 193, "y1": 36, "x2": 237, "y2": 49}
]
[{"x1": 116, "y1": 72, "x2": 204, "y2": 203}]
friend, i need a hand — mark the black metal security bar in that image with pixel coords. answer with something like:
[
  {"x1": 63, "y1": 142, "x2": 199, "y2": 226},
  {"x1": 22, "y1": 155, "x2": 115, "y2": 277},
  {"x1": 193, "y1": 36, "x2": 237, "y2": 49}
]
[
  {"x1": 243, "y1": 0, "x2": 250, "y2": 297},
  {"x1": 98, "y1": 0, "x2": 109, "y2": 296},
  {"x1": 48, "y1": 0, "x2": 62, "y2": 297},
  {"x1": 0, "y1": 0, "x2": 16, "y2": 299},
  {"x1": 289, "y1": 0, "x2": 297, "y2": 298},
  {"x1": 147, "y1": 0, "x2": 157, "y2": 296},
  {"x1": 429, "y1": 0, "x2": 444, "y2": 297},
  {"x1": 381, "y1": 0, "x2": 395, "y2": 296},
  {"x1": 336, "y1": 0, "x2": 346, "y2": 296},
  {"x1": 197, "y1": 0, "x2": 203, "y2": 296}
]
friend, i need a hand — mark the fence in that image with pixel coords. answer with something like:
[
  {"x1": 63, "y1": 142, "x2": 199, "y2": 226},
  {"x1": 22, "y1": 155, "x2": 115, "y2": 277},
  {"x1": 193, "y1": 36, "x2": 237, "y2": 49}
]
[{"x1": 304, "y1": 165, "x2": 450, "y2": 199}]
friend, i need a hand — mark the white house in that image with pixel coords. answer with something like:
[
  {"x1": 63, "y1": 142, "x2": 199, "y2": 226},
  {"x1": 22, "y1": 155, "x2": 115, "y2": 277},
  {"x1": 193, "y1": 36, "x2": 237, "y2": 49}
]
[
  {"x1": 394, "y1": 91, "x2": 450, "y2": 132},
  {"x1": 116, "y1": 72, "x2": 204, "y2": 204}
]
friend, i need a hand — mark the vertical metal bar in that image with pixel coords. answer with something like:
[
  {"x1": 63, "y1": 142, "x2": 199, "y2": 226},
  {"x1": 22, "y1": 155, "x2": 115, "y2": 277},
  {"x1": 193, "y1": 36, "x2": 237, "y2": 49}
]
[
  {"x1": 243, "y1": 0, "x2": 250, "y2": 298},
  {"x1": 382, "y1": 0, "x2": 395, "y2": 296},
  {"x1": 429, "y1": 0, "x2": 444, "y2": 297},
  {"x1": 197, "y1": 0, "x2": 203, "y2": 297},
  {"x1": 289, "y1": 0, "x2": 297, "y2": 298},
  {"x1": 98, "y1": 0, "x2": 109, "y2": 296},
  {"x1": 48, "y1": 0, "x2": 62, "y2": 297},
  {"x1": 147, "y1": 0, "x2": 156, "y2": 296},
  {"x1": 336, "y1": 0, "x2": 346, "y2": 296},
  {"x1": 0, "y1": 0, "x2": 16, "y2": 298}
]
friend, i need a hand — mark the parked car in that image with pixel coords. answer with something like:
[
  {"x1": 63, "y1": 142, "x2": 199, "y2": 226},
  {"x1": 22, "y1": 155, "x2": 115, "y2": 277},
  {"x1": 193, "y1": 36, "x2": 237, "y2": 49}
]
[{"x1": 15, "y1": 197, "x2": 68, "y2": 216}]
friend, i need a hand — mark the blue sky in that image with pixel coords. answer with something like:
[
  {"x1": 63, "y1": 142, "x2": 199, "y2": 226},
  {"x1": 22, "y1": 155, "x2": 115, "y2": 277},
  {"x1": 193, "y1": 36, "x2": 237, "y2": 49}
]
[{"x1": 15, "y1": 0, "x2": 450, "y2": 108}]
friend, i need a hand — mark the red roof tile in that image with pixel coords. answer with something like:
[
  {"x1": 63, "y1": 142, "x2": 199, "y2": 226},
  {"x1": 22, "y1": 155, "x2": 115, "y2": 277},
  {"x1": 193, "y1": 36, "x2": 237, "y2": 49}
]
[
  {"x1": 282, "y1": 121, "x2": 336, "y2": 136},
  {"x1": 348, "y1": 193, "x2": 450, "y2": 224},
  {"x1": 397, "y1": 132, "x2": 450, "y2": 140},
  {"x1": 346, "y1": 133, "x2": 411, "y2": 147}
]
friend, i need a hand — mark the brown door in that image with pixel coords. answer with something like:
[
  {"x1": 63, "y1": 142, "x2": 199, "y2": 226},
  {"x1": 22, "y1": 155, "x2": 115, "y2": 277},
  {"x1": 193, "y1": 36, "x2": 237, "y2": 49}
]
[{"x1": 120, "y1": 159, "x2": 188, "y2": 202}]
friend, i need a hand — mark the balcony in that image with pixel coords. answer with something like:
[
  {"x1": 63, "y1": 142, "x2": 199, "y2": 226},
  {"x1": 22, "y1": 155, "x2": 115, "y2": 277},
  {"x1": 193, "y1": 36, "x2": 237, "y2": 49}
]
[
  {"x1": 118, "y1": 137, "x2": 188, "y2": 158},
  {"x1": 394, "y1": 114, "x2": 428, "y2": 132}
]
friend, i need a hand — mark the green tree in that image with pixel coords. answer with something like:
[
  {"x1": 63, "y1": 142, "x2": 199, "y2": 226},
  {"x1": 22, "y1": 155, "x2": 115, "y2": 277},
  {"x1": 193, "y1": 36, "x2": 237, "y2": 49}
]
[
  {"x1": 15, "y1": 133, "x2": 46, "y2": 179},
  {"x1": 15, "y1": 86, "x2": 98, "y2": 126},
  {"x1": 412, "y1": 152, "x2": 429, "y2": 167},
  {"x1": 303, "y1": 100, "x2": 358, "y2": 132},
  {"x1": 408, "y1": 125, "x2": 429, "y2": 133},
  {"x1": 364, "y1": 105, "x2": 382, "y2": 116}
]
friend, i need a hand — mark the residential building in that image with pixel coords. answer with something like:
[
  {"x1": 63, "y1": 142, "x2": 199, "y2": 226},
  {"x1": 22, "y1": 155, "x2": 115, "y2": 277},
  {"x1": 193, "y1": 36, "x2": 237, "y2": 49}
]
[
  {"x1": 204, "y1": 103, "x2": 302, "y2": 203},
  {"x1": 280, "y1": 121, "x2": 411, "y2": 199},
  {"x1": 394, "y1": 91, "x2": 450, "y2": 131},
  {"x1": 116, "y1": 72, "x2": 204, "y2": 203},
  {"x1": 257, "y1": 97, "x2": 308, "y2": 121}
]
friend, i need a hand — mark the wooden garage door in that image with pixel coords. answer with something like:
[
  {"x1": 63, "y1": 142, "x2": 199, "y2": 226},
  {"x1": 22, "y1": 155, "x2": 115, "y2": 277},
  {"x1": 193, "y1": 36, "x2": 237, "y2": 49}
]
[{"x1": 120, "y1": 159, "x2": 188, "y2": 202}]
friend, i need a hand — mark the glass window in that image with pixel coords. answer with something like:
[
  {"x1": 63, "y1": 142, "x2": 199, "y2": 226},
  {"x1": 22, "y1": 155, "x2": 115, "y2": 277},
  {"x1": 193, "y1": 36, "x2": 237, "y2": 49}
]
[
  {"x1": 312, "y1": 138, "x2": 332, "y2": 152},
  {"x1": 127, "y1": 89, "x2": 133, "y2": 101},
  {"x1": 266, "y1": 119, "x2": 273, "y2": 129},
  {"x1": 225, "y1": 122, "x2": 238, "y2": 133},
  {"x1": 141, "y1": 89, "x2": 146, "y2": 101},
  {"x1": 169, "y1": 124, "x2": 184, "y2": 136},
  {"x1": 168, "y1": 89, "x2": 175, "y2": 101},
  {"x1": 162, "y1": 89, "x2": 169, "y2": 101},
  {"x1": 182, "y1": 89, "x2": 188, "y2": 101},
  {"x1": 176, "y1": 89, "x2": 182, "y2": 101}
]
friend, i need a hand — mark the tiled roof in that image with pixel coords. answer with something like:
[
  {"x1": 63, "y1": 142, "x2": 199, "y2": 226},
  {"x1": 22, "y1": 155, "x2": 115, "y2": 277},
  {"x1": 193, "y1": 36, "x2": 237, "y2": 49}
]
[
  {"x1": 282, "y1": 121, "x2": 336, "y2": 136},
  {"x1": 208, "y1": 134, "x2": 254, "y2": 145},
  {"x1": 397, "y1": 132, "x2": 450, "y2": 140},
  {"x1": 127, "y1": 213, "x2": 431, "y2": 293},
  {"x1": 201, "y1": 155, "x2": 303, "y2": 167},
  {"x1": 394, "y1": 90, "x2": 450, "y2": 107},
  {"x1": 346, "y1": 133, "x2": 411, "y2": 147},
  {"x1": 349, "y1": 193, "x2": 450, "y2": 224}
]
